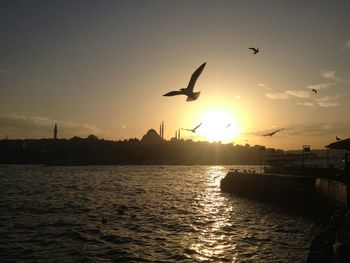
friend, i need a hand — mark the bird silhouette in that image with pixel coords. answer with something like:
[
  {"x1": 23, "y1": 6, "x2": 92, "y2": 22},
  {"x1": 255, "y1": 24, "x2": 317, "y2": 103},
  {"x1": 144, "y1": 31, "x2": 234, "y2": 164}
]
[
  {"x1": 249, "y1": 47, "x2": 259, "y2": 54},
  {"x1": 226, "y1": 123, "x2": 231, "y2": 128},
  {"x1": 163, "y1": 62, "x2": 206, "y2": 101},
  {"x1": 263, "y1": 128, "x2": 284, "y2": 137},
  {"x1": 336, "y1": 136, "x2": 341, "y2": 141},
  {"x1": 312, "y1": 89, "x2": 317, "y2": 94},
  {"x1": 181, "y1": 122, "x2": 202, "y2": 133}
]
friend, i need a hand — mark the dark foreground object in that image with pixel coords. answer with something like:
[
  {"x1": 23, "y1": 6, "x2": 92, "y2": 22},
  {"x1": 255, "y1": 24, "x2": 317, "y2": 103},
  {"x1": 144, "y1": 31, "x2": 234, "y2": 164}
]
[
  {"x1": 220, "y1": 171, "x2": 331, "y2": 215},
  {"x1": 220, "y1": 171, "x2": 350, "y2": 262},
  {"x1": 307, "y1": 210, "x2": 350, "y2": 263}
]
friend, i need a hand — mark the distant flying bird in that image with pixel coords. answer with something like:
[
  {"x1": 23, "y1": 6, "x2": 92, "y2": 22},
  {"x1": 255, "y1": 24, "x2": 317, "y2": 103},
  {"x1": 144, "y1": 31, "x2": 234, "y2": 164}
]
[
  {"x1": 163, "y1": 62, "x2": 206, "y2": 101},
  {"x1": 312, "y1": 89, "x2": 317, "y2": 94},
  {"x1": 263, "y1": 128, "x2": 284, "y2": 137},
  {"x1": 226, "y1": 123, "x2": 231, "y2": 128},
  {"x1": 249, "y1": 47, "x2": 259, "y2": 54},
  {"x1": 336, "y1": 136, "x2": 341, "y2": 141},
  {"x1": 181, "y1": 123, "x2": 202, "y2": 133}
]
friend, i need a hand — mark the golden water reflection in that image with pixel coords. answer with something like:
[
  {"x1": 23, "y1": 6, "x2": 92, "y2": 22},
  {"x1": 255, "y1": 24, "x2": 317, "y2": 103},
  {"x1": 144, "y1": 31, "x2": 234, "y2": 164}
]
[{"x1": 188, "y1": 166, "x2": 238, "y2": 262}]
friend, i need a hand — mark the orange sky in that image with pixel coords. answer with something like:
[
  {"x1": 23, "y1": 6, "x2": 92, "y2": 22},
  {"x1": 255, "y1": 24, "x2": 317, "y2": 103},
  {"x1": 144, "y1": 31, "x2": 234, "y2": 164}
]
[{"x1": 0, "y1": 1, "x2": 350, "y2": 150}]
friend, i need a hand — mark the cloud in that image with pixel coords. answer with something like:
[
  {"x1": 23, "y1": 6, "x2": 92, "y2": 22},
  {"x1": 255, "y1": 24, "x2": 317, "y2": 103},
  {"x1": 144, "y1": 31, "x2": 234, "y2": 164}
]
[
  {"x1": 284, "y1": 122, "x2": 346, "y2": 137},
  {"x1": 265, "y1": 92, "x2": 289, "y2": 99},
  {"x1": 0, "y1": 113, "x2": 113, "y2": 139},
  {"x1": 305, "y1": 70, "x2": 348, "y2": 95},
  {"x1": 297, "y1": 102, "x2": 315, "y2": 107},
  {"x1": 285, "y1": 90, "x2": 311, "y2": 98},
  {"x1": 322, "y1": 70, "x2": 338, "y2": 80},
  {"x1": 322, "y1": 124, "x2": 334, "y2": 131},
  {"x1": 295, "y1": 94, "x2": 340, "y2": 108},
  {"x1": 317, "y1": 101, "x2": 339, "y2": 108},
  {"x1": 258, "y1": 83, "x2": 272, "y2": 90},
  {"x1": 315, "y1": 95, "x2": 340, "y2": 108},
  {"x1": 306, "y1": 82, "x2": 333, "y2": 91},
  {"x1": 342, "y1": 39, "x2": 350, "y2": 50}
]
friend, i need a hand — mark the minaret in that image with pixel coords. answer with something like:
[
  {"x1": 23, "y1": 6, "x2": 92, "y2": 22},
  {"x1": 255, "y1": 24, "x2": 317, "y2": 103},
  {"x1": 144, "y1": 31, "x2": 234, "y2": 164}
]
[
  {"x1": 54, "y1": 123, "x2": 58, "y2": 139},
  {"x1": 178, "y1": 129, "x2": 180, "y2": 140},
  {"x1": 175, "y1": 130, "x2": 177, "y2": 140},
  {"x1": 159, "y1": 123, "x2": 162, "y2": 137},
  {"x1": 161, "y1": 121, "x2": 164, "y2": 139}
]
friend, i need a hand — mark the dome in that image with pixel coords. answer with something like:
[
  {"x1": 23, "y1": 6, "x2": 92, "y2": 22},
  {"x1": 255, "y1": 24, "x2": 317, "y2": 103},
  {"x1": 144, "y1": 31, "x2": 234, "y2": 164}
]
[{"x1": 141, "y1": 129, "x2": 163, "y2": 144}]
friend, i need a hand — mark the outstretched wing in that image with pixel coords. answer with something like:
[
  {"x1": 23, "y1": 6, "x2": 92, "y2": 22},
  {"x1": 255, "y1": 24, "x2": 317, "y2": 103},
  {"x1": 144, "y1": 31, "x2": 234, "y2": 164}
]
[
  {"x1": 163, "y1": 90, "x2": 184, "y2": 97},
  {"x1": 181, "y1": 128, "x2": 192, "y2": 132},
  {"x1": 249, "y1": 48, "x2": 256, "y2": 51},
  {"x1": 192, "y1": 122, "x2": 202, "y2": 132},
  {"x1": 187, "y1": 63, "x2": 206, "y2": 91},
  {"x1": 263, "y1": 128, "x2": 284, "y2": 136},
  {"x1": 274, "y1": 128, "x2": 284, "y2": 134}
]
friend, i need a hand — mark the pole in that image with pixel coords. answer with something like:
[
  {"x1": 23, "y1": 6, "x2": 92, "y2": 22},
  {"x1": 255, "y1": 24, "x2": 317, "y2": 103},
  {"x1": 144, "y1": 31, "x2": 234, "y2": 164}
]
[{"x1": 259, "y1": 147, "x2": 262, "y2": 173}]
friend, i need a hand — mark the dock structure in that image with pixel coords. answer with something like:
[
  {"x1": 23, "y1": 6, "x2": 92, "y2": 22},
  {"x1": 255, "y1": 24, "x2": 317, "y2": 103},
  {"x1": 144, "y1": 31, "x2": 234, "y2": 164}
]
[
  {"x1": 321, "y1": 138, "x2": 350, "y2": 209},
  {"x1": 220, "y1": 171, "x2": 329, "y2": 213}
]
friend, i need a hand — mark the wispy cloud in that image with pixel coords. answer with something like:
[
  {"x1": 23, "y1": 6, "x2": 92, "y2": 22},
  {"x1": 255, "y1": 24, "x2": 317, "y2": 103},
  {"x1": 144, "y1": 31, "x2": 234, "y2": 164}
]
[
  {"x1": 317, "y1": 101, "x2": 339, "y2": 108},
  {"x1": 342, "y1": 39, "x2": 350, "y2": 50},
  {"x1": 283, "y1": 122, "x2": 346, "y2": 137},
  {"x1": 295, "y1": 94, "x2": 340, "y2": 108},
  {"x1": 258, "y1": 83, "x2": 272, "y2": 90},
  {"x1": 265, "y1": 92, "x2": 289, "y2": 100},
  {"x1": 322, "y1": 70, "x2": 338, "y2": 80},
  {"x1": 247, "y1": 122, "x2": 347, "y2": 138},
  {"x1": 285, "y1": 90, "x2": 311, "y2": 98},
  {"x1": 315, "y1": 95, "x2": 340, "y2": 108},
  {"x1": 0, "y1": 113, "x2": 113, "y2": 139},
  {"x1": 297, "y1": 102, "x2": 315, "y2": 107},
  {"x1": 306, "y1": 82, "x2": 333, "y2": 91}
]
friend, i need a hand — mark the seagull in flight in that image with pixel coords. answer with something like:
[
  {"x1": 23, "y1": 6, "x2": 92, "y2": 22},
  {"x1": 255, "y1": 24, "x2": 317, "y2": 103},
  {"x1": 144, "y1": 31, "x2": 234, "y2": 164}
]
[
  {"x1": 181, "y1": 123, "x2": 202, "y2": 133},
  {"x1": 249, "y1": 47, "x2": 259, "y2": 54},
  {"x1": 263, "y1": 128, "x2": 284, "y2": 137},
  {"x1": 163, "y1": 62, "x2": 206, "y2": 101},
  {"x1": 312, "y1": 89, "x2": 317, "y2": 94},
  {"x1": 336, "y1": 136, "x2": 341, "y2": 141}
]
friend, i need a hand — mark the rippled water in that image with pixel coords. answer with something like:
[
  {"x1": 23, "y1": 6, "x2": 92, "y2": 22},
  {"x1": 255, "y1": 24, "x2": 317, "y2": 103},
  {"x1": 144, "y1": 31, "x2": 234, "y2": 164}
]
[{"x1": 0, "y1": 165, "x2": 318, "y2": 262}]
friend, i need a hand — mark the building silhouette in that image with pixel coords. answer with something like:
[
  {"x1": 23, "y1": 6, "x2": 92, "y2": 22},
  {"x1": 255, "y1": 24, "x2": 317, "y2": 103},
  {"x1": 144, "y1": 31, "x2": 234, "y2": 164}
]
[{"x1": 141, "y1": 129, "x2": 163, "y2": 144}]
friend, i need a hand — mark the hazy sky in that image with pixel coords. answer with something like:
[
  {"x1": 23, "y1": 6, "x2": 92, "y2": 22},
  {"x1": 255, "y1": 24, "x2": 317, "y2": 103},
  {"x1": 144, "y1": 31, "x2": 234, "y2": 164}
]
[{"x1": 1, "y1": 0, "x2": 349, "y2": 149}]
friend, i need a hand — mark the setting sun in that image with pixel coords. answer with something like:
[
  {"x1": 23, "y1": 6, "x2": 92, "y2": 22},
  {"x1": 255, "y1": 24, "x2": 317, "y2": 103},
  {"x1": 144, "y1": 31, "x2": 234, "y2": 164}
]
[{"x1": 197, "y1": 108, "x2": 240, "y2": 143}]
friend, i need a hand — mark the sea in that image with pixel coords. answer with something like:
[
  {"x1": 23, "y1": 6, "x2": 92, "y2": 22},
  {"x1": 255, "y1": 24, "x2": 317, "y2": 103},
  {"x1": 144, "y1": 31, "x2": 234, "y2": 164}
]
[{"x1": 0, "y1": 165, "x2": 319, "y2": 262}]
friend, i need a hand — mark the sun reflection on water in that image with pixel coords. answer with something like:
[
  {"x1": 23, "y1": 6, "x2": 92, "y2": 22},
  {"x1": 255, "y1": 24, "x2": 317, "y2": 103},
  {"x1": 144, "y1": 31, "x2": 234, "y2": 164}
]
[{"x1": 188, "y1": 166, "x2": 238, "y2": 262}]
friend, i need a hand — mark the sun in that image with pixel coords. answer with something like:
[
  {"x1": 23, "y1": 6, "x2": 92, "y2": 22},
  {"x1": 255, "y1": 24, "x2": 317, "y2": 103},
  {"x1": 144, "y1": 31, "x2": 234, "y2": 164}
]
[{"x1": 197, "y1": 108, "x2": 240, "y2": 143}]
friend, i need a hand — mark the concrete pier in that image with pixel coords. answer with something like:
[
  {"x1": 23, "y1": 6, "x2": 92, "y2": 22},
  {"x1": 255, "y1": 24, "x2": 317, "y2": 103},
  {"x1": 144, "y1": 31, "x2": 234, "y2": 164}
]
[{"x1": 220, "y1": 171, "x2": 333, "y2": 214}]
